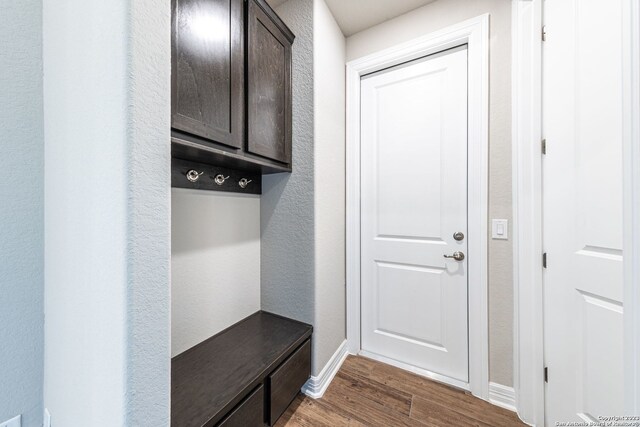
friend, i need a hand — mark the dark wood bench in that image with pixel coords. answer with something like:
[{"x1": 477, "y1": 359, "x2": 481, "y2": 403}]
[{"x1": 171, "y1": 311, "x2": 313, "y2": 427}]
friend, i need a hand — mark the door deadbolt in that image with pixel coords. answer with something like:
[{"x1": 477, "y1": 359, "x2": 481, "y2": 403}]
[
  {"x1": 453, "y1": 231, "x2": 465, "y2": 241},
  {"x1": 444, "y1": 251, "x2": 465, "y2": 261}
]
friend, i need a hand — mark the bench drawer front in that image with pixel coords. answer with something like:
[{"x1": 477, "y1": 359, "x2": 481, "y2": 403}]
[
  {"x1": 268, "y1": 339, "x2": 311, "y2": 425},
  {"x1": 218, "y1": 384, "x2": 264, "y2": 427}
]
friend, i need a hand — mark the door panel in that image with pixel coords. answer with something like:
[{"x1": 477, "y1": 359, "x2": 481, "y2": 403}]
[
  {"x1": 361, "y1": 48, "x2": 469, "y2": 382},
  {"x1": 171, "y1": 0, "x2": 244, "y2": 148},
  {"x1": 375, "y1": 262, "x2": 446, "y2": 350},
  {"x1": 543, "y1": 0, "x2": 625, "y2": 423},
  {"x1": 374, "y1": 70, "x2": 445, "y2": 240}
]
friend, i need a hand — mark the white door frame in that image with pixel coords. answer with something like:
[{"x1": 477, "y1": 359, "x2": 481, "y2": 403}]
[
  {"x1": 346, "y1": 14, "x2": 490, "y2": 399},
  {"x1": 511, "y1": 0, "x2": 544, "y2": 424},
  {"x1": 511, "y1": 0, "x2": 640, "y2": 424},
  {"x1": 622, "y1": 0, "x2": 640, "y2": 415}
]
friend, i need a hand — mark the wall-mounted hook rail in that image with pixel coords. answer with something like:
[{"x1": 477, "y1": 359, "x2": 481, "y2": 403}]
[{"x1": 172, "y1": 158, "x2": 262, "y2": 195}]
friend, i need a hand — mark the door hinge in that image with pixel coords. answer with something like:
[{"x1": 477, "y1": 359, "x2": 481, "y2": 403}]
[
  {"x1": 543, "y1": 252, "x2": 547, "y2": 268},
  {"x1": 542, "y1": 139, "x2": 547, "y2": 155},
  {"x1": 542, "y1": 25, "x2": 547, "y2": 41},
  {"x1": 544, "y1": 366, "x2": 549, "y2": 383}
]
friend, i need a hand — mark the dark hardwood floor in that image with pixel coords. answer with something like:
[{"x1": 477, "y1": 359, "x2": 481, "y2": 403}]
[{"x1": 275, "y1": 355, "x2": 527, "y2": 427}]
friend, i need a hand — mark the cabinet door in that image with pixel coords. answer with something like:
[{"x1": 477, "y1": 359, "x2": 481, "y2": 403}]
[
  {"x1": 247, "y1": 0, "x2": 293, "y2": 165},
  {"x1": 268, "y1": 340, "x2": 310, "y2": 425},
  {"x1": 172, "y1": 0, "x2": 244, "y2": 149},
  {"x1": 218, "y1": 385, "x2": 265, "y2": 427}
]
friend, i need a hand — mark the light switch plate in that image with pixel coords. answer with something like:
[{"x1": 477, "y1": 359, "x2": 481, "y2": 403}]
[
  {"x1": 44, "y1": 409, "x2": 51, "y2": 427},
  {"x1": 0, "y1": 414, "x2": 21, "y2": 427},
  {"x1": 492, "y1": 219, "x2": 509, "y2": 240}
]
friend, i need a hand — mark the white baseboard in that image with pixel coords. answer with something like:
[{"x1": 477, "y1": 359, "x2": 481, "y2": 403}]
[
  {"x1": 301, "y1": 343, "x2": 517, "y2": 415},
  {"x1": 489, "y1": 382, "x2": 517, "y2": 412},
  {"x1": 302, "y1": 340, "x2": 349, "y2": 399}
]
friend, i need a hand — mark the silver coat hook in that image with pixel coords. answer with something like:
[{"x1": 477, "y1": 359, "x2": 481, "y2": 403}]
[
  {"x1": 186, "y1": 170, "x2": 204, "y2": 183},
  {"x1": 239, "y1": 178, "x2": 253, "y2": 189},
  {"x1": 214, "y1": 174, "x2": 230, "y2": 185}
]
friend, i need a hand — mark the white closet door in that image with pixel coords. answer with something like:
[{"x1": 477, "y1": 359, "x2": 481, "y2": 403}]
[
  {"x1": 543, "y1": 0, "x2": 625, "y2": 423},
  {"x1": 360, "y1": 47, "x2": 469, "y2": 382}
]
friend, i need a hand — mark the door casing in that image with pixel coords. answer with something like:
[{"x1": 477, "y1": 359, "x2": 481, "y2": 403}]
[{"x1": 345, "y1": 14, "x2": 490, "y2": 399}]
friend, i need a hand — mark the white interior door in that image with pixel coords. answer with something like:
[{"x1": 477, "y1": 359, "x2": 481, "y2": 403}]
[
  {"x1": 543, "y1": 0, "x2": 625, "y2": 423},
  {"x1": 360, "y1": 47, "x2": 469, "y2": 383}
]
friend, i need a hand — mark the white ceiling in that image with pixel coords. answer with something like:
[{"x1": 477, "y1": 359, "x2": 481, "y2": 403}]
[{"x1": 266, "y1": 0, "x2": 437, "y2": 37}]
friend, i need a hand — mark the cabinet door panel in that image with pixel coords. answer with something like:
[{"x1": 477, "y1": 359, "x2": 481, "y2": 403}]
[
  {"x1": 268, "y1": 340, "x2": 311, "y2": 425},
  {"x1": 218, "y1": 385, "x2": 265, "y2": 427},
  {"x1": 247, "y1": 0, "x2": 292, "y2": 164},
  {"x1": 172, "y1": 0, "x2": 244, "y2": 148}
]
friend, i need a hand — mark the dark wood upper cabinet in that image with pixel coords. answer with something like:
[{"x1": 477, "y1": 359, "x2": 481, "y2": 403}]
[
  {"x1": 172, "y1": 0, "x2": 244, "y2": 149},
  {"x1": 171, "y1": 0, "x2": 294, "y2": 174},
  {"x1": 247, "y1": 0, "x2": 293, "y2": 165}
]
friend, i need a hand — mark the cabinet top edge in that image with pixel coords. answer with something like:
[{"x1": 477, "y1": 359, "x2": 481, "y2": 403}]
[{"x1": 252, "y1": 0, "x2": 296, "y2": 43}]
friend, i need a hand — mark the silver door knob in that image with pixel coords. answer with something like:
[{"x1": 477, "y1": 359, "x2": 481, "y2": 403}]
[
  {"x1": 444, "y1": 251, "x2": 465, "y2": 261},
  {"x1": 453, "y1": 231, "x2": 465, "y2": 241}
]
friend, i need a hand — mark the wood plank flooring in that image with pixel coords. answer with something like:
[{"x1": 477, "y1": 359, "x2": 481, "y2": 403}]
[{"x1": 275, "y1": 355, "x2": 527, "y2": 427}]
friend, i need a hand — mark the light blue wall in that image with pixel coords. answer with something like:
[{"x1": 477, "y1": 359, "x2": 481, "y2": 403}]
[
  {"x1": 43, "y1": 0, "x2": 170, "y2": 425},
  {"x1": 0, "y1": 1, "x2": 44, "y2": 426}
]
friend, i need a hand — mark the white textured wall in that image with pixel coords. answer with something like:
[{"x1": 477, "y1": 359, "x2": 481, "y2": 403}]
[
  {"x1": 0, "y1": 1, "x2": 44, "y2": 425},
  {"x1": 313, "y1": 0, "x2": 347, "y2": 374},
  {"x1": 43, "y1": 0, "x2": 170, "y2": 425},
  {"x1": 263, "y1": 0, "x2": 347, "y2": 377},
  {"x1": 346, "y1": 0, "x2": 513, "y2": 386},
  {"x1": 126, "y1": 1, "x2": 171, "y2": 424},
  {"x1": 172, "y1": 190, "x2": 261, "y2": 356},
  {"x1": 262, "y1": 0, "x2": 316, "y2": 332}
]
